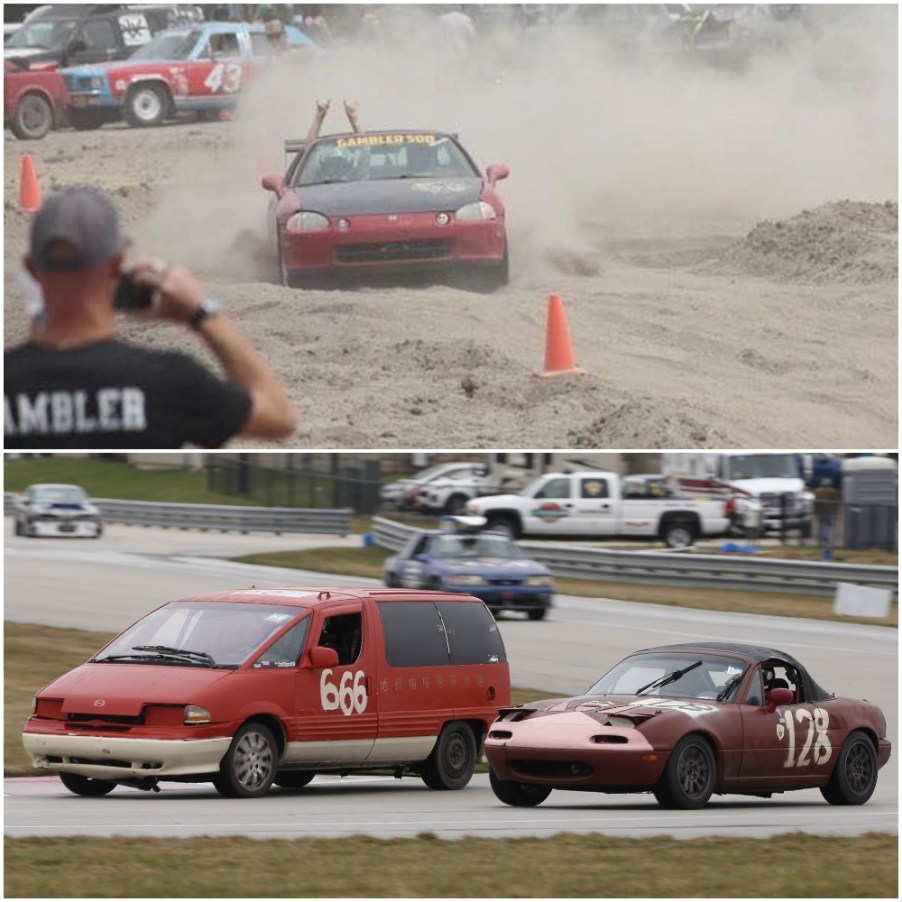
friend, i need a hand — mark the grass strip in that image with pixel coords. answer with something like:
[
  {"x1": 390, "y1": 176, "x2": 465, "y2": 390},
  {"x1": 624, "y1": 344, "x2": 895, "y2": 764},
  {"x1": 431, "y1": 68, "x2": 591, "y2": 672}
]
[{"x1": 5, "y1": 833, "x2": 897, "y2": 897}]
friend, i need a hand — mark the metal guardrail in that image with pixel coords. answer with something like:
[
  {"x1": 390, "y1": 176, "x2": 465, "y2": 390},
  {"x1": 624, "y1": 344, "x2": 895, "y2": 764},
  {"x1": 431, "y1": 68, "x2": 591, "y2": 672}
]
[
  {"x1": 371, "y1": 516, "x2": 898, "y2": 598},
  {"x1": 4, "y1": 494, "x2": 351, "y2": 536}
]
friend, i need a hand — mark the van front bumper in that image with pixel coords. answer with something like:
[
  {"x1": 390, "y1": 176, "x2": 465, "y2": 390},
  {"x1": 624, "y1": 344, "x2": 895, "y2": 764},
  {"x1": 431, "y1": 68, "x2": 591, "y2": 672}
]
[{"x1": 23, "y1": 732, "x2": 231, "y2": 782}]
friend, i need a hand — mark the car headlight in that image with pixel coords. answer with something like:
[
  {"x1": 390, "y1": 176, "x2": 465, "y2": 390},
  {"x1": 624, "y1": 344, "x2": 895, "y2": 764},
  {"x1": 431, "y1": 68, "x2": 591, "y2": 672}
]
[
  {"x1": 446, "y1": 575, "x2": 487, "y2": 586},
  {"x1": 524, "y1": 576, "x2": 553, "y2": 587},
  {"x1": 455, "y1": 201, "x2": 497, "y2": 222},
  {"x1": 89, "y1": 76, "x2": 105, "y2": 90},
  {"x1": 184, "y1": 705, "x2": 212, "y2": 725},
  {"x1": 285, "y1": 211, "x2": 330, "y2": 233}
]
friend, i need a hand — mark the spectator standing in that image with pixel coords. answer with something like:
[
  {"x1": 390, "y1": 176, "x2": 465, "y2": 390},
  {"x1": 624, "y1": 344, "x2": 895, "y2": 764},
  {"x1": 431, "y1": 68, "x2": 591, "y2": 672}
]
[{"x1": 5, "y1": 187, "x2": 297, "y2": 448}]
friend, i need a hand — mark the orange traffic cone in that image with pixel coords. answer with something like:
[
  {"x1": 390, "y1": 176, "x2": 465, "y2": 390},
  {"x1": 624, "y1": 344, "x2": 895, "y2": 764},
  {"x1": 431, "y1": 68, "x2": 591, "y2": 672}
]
[
  {"x1": 18, "y1": 155, "x2": 42, "y2": 213},
  {"x1": 542, "y1": 292, "x2": 585, "y2": 377}
]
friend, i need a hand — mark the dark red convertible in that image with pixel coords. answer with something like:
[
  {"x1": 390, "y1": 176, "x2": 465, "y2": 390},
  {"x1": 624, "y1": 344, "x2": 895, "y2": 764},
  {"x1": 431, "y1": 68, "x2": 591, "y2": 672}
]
[
  {"x1": 485, "y1": 642, "x2": 891, "y2": 809},
  {"x1": 261, "y1": 129, "x2": 509, "y2": 291}
]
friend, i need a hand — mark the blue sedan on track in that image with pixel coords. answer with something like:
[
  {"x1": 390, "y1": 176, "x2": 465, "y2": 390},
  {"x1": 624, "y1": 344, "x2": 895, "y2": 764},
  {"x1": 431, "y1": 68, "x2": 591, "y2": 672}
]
[{"x1": 383, "y1": 520, "x2": 553, "y2": 620}]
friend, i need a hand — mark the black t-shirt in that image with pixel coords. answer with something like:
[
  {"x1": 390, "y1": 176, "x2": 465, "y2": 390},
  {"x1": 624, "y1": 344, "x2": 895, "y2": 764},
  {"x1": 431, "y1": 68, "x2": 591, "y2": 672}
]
[{"x1": 5, "y1": 339, "x2": 253, "y2": 448}]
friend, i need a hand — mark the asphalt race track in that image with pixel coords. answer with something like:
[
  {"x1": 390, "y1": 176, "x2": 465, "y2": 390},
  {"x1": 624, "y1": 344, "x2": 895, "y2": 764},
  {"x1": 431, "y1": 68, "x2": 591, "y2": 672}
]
[{"x1": 4, "y1": 524, "x2": 897, "y2": 840}]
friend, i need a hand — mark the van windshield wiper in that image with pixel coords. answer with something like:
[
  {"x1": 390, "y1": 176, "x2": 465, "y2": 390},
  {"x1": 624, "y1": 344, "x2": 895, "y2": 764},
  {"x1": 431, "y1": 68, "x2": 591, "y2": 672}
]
[
  {"x1": 131, "y1": 645, "x2": 215, "y2": 666},
  {"x1": 636, "y1": 661, "x2": 702, "y2": 695}
]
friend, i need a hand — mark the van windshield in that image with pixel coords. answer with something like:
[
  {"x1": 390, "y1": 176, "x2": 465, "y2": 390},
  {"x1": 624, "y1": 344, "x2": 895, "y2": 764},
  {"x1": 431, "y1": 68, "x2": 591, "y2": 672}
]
[{"x1": 91, "y1": 601, "x2": 306, "y2": 669}]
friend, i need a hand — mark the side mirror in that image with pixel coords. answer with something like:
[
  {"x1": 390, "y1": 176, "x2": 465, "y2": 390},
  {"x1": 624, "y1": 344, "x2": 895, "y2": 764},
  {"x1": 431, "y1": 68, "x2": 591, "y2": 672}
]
[
  {"x1": 308, "y1": 645, "x2": 339, "y2": 669},
  {"x1": 486, "y1": 163, "x2": 509, "y2": 187},
  {"x1": 68, "y1": 39, "x2": 88, "y2": 55},
  {"x1": 765, "y1": 687, "x2": 794, "y2": 713},
  {"x1": 261, "y1": 174, "x2": 284, "y2": 195}
]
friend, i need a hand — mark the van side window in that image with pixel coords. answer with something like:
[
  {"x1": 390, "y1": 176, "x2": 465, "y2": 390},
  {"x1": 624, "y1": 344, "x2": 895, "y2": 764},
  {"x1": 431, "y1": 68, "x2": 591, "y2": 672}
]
[
  {"x1": 317, "y1": 612, "x2": 363, "y2": 665},
  {"x1": 436, "y1": 602, "x2": 507, "y2": 665},
  {"x1": 253, "y1": 618, "x2": 310, "y2": 669},
  {"x1": 377, "y1": 602, "x2": 449, "y2": 667}
]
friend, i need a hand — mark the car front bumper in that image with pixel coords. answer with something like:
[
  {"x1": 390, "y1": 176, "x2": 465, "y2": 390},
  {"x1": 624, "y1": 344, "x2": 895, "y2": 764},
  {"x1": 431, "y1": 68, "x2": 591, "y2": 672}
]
[
  {"x1": 279, "y1": 213, "x2": 506, "y2": 274},
  {"x1": 22, "y1": 731, "x2": 232, "y2": 782},
  {"x1": 24, "y1": 519, "x2": 101, "y2": 537},
  {"x1": 441, "y1": 585, "x2": 552, "y2": 611}
]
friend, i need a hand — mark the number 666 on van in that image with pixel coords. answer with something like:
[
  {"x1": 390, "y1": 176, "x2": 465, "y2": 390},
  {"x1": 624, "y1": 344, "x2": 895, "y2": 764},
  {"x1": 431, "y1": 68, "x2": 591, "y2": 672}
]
[{"x1": 22, "y1": 586, "x2": 510, "y2": 798}]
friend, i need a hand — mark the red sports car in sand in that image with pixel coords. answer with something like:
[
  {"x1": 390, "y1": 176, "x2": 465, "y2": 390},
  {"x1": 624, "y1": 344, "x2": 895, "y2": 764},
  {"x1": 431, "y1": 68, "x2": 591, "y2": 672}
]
[
  {"x1": 261, "y1": 129, "x2": 509, "y2": 290},
  {"x1": 485, "y1": 642, "x2": 891, "y2": 809}
]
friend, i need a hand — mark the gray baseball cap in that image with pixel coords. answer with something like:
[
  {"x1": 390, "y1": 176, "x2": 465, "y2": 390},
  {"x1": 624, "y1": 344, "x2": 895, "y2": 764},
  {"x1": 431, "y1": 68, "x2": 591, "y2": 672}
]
[{"x1": 27, "y1": 187, "x2": 128, "y2": 271}]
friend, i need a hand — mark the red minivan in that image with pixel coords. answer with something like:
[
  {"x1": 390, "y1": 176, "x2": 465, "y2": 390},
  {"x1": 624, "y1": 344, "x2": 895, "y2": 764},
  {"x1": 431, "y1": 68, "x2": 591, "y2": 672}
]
[{"x1": 23, "y1": 586, "x2": 510, "y2": 798}]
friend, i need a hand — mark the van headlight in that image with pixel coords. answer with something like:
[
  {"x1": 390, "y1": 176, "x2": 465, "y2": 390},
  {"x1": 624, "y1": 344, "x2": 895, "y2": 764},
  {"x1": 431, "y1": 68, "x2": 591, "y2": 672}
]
[
  {"x1": 184, "y1": 705, "x2": 212, "y2": 724},
  {"x1": 286, "y1": 212, "x2": 330, "y2": 232},
  {"x1": 446, "y1": 575, "x2": 487, "y2": 586},
  {"x1": 455, "y1": 201, "x2": 496, "y2": 222}
]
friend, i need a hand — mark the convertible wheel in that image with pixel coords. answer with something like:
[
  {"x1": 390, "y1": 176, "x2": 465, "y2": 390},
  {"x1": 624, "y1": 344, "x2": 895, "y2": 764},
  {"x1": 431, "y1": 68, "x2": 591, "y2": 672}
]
[
  {"x1": 274, "y1": 770, "x2": 315, "y2": 789},
  {"x1": 653, "y1": 733, "x2": 715, "y2": 809},
  {"x1": 12, "y1": 92, "x2": 53, "y2": 140},
  {"x1": 489, "y1": 768, "x2": 551, "y2": 807},
  {"x1": 59, "y1": 772, "x2": 116, "y2": 797},
  {"x1": 213, "y1": 722, "x2": 278, "y2": 798},
  {"x1": 421, "y1": 722, "x2": 476, "y2": 790},
  {"x1": 820, "y1": 730, "x2": 877, "y2": 805}
]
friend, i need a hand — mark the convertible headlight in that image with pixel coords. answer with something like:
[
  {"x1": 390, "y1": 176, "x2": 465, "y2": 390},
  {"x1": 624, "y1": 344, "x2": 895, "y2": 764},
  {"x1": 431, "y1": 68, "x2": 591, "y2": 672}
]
[
  {"x1": 524, "y1": 576, "x2": 553, "y2": 587},
  {"x1": 285, "y1": 211, "x2": 330, "y2": 233},
  {"x1": 184, "y1": 705, "x2": 212, "y2": 725},
  {"x1": 446, "y1": 575, "x2": 487, "y2": 586},
  {"x1": 455, "y1": 201, "x2": 497, "y2": 222}
]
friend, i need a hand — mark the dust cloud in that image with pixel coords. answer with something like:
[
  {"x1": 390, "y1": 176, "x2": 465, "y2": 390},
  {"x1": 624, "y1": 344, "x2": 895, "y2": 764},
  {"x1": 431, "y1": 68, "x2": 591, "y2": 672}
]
[{"x1": 136, "y1": 4, "x2": 897, "y2": 281}]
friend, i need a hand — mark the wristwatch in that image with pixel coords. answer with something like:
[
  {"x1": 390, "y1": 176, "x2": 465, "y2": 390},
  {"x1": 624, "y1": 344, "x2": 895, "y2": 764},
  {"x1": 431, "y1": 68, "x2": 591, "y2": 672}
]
[{"x1": 189, "y1": 295, "x2": 222, "y2": 331}]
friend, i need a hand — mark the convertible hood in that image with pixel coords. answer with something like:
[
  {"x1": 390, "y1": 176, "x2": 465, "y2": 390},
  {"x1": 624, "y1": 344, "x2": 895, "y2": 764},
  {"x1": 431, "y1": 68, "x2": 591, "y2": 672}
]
[
  {"x1": 294, "y1": 177, "x2": 483, "y2": 216},
  {"x1": 510, "y1": 694, "x2": 718, "y2": 725},
  {"x1": 41, "y1": 664, "x2": 232, "y2": 717}
]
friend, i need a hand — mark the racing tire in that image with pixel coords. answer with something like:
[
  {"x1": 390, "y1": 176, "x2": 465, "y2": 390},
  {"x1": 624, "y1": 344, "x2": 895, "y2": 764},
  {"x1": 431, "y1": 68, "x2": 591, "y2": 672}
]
[
  {"x1": 662, "y1": 520, "x2": 697, "y2": 549},
  {"x1": 67, "y1": 107, "x2": 107, "y2": 130},
  {"x1": 276, "y1": 240, "x2": 306, "y2": 289},
  {"x1": 421, "y1": 722, "x2": 477, "y2": 790},
  {"x1": 274, "y1": 770, "x2": 315, "y2": 789},
  {"x1": 526, "y1": 608, "x2": 547, "y2": 622},
  {"x1": 124, "y1": 83, "x2": 170, "y2": 128},
  {"x1": 12, "y1": 92, "x2": 54, "y2": 140},
  {"x1": 820, "y1": 730, "x2": 877, "y2": 806},
  {"x1": 653, "y1": 733, "x2": 716, "y2": 810},
  {"x1": 14, "y1": 518, "x2": 24, "y2": 537},
  {"x1": 465, "y1": 244, "x2": 509, "y2": 294},
  {"x1": 59, "y1": 772, "x2": 116, "y2": 797},
  {"x1": 213, "y1": 722, "x2": 278, "y2": 799},
  {"x1": 489, "y1": 768, "x2": 551, "y2": 807},
  {"x1": 93, "y1": 523, "x2": 104, "y2": 539},
  {"x1": 485, "y1": 517, "x2": 519, "y2": 539}
]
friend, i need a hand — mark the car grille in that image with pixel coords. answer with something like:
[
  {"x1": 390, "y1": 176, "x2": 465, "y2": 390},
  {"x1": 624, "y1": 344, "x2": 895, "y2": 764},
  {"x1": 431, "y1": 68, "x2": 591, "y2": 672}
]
[
  {"x1": 488, "y1": 578, "x2": 522, "y2": 587},
  {"x1": 66, "y1": 713, "x2": 144, "y2": 730},
  {"x1": 511, "y1": 759, "x2": 593, "y2": 779},
  {"x1": 760, "y1": 492, "x2": 800, "y2": 514},
  {"x1": 337, "y1": 239, "x2": 452, "y2": 264}
]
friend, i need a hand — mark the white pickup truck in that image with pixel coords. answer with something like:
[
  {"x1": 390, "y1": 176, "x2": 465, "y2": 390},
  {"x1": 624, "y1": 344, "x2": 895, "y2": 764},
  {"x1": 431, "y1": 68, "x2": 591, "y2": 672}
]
[{"x1": 465, "y1": 471, "x2": 732, "y2": 548}]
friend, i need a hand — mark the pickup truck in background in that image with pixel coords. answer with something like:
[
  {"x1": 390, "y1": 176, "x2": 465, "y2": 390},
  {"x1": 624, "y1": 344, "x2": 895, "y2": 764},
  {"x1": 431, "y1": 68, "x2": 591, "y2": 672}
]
[{"x1": 465, "y1": 471, "x2": 733, "y2": 548}]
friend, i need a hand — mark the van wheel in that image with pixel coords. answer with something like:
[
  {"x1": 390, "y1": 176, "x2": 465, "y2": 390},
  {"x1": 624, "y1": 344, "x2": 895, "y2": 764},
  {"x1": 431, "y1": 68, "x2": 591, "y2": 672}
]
[
  {"x1": 59, "y1": 773, "x2": 116, "y2": 797},
  {"x1": 274, "y1": 770, "x2": 315, "y2": 789},
  {"x1": 213, "y1": 722, "x2": 278, "y2": 798},
  {"x1": 421, "y1": 722, "x2": 476, "y2": 790},
  {"x1": 489, "y1": 768, "x2": 551, "y2": 807}
]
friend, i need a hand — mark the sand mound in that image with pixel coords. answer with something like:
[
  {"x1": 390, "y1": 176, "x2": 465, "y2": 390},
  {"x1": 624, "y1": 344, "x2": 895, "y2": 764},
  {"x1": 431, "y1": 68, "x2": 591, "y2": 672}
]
[{"x1": 721, "y1": 200, "x2": 898, "y2": 284}]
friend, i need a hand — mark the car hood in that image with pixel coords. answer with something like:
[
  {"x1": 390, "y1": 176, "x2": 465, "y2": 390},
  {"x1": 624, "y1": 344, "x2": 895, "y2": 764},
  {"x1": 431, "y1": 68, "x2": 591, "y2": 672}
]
[
  {"x1": 292, "y1": 177, "x2": 483, "y2": 216},
  {"x1": 509, "y1": 694, "x2": 720, "y2": 724},
  {"x1": 40, "y1": 664, "x2": 232, "y2": 717},
  {"x1": 731, "y1": 477, "x2": 805, "y2": 497}
]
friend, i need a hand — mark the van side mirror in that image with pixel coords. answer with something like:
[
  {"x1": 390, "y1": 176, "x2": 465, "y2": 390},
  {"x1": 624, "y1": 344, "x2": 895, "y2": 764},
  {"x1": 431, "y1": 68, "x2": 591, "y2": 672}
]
[
  {"x1": 765, "y1": 687, "x2": 794, "y2": 712},
  {"x1": 308, "y1": 646, "x2": 339, "y2": 669}
]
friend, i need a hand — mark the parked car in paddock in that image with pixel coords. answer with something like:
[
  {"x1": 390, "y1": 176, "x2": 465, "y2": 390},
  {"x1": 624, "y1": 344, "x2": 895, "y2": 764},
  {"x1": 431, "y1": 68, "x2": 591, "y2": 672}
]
[
  {"x1": 383, "y1": 517, "x2": 553, "y2": 620},
  {"x1": 486, "y1": 642, "x2": 891, "y2": 810},
  {"x1": 13, "y1": 483, "x2": 103, "y2": 538},
  {"x1": 23, "y1": 586, "x2": 510, "y2": 798},
  {"x1": 261, "y1": 129, "x2": 510, "y2": 290},
  {"x1": 3, "y1": 62, "x2": 68, "y2": 139},
  {"x1": 59, "y1": 20, "x2": 318, "y2": 130},
  {"x1": 380, "y1": 460, "x2": 501, "y2": 515}
]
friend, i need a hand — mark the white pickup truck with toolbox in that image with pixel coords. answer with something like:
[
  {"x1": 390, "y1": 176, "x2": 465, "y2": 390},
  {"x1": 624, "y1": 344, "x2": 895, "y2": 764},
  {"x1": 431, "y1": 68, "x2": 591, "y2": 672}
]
[{"x1": 465, "y1": 471, "x2": 732, "y2": 548}]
